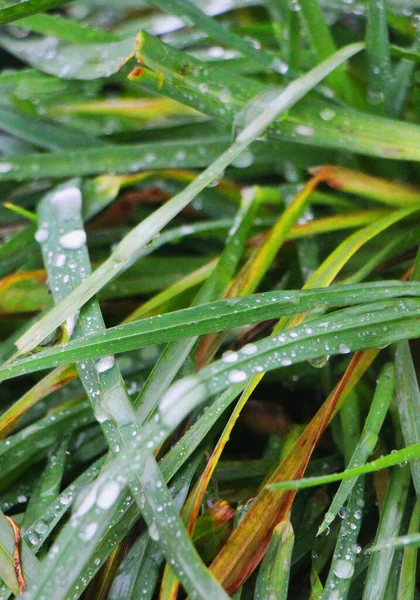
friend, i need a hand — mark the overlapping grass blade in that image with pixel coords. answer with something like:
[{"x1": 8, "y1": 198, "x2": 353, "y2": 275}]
[
  {"x1": 3, "y1": 282, "x2": 420, "y2": 380},
  {"x1": 11, "y1": 41, "x2": 365, "y2": 358},
  {"x1": 0, "y1": 0, "x2": 74, "y2": 23},
  {"x1": 318, "y1": 363, "x2": 394, "y2": 534},
  {"x1": 30, "y1": 182, "x2": 229, "y2": 600}
]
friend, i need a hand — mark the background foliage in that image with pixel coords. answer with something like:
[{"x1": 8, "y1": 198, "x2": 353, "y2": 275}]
[{"x1": 1, "y1": 0, "x2": 420, "y2": 598}]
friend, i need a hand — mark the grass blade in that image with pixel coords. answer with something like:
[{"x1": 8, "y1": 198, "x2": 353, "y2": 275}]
[
  {"x1": 3, "y1": 283, "x2": 420, "y2": 379},
  {"x1": 0, "y1": 0, "x2": 74, "y2": 23},
  {"x1": 318, "y1": 363, "x2": 394, "y2": 534}
]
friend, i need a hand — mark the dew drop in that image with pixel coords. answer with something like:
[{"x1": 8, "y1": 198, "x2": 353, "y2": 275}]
[
  {"x1": 309, "y1": 355, "x2": 330, "y2": 369},
  {"x1": 51, "y1": 186, "x2": 82, "y2": 221},
  {"x1": 96, "y1": 481, "x2": 121, "y2": 510},
  {"x1": 80, "y1": 522, "x2": 98, "y2": 541},
  {"x1": 338, "y1": 343, "x2": 351, "y2": 354},
  {"x1": 241, "y1": 343, "x2": 257, "y2": 355},
  {"x1": 228, "y1": 369, "x2": 247, "y2": 383},
  {"x1": 148, "y1": 522, "x2": 160, "y2": 541},
  {"x1": 96, "y1": 356, "x2": 115, "y2": 373},
  {"x1": 35, "y1": 229, "x2": 49, "y2": 243},
  {"x1": 59, "y1": 230, "x2": 86, "y2": 249},
  {"x1": 320, "y1": 108, "x2": 336, "y2": 121},
  {"x1": 0, "y1": 162, "x2": 12, "y2": 173},
  {"x1": 333, "y1": 559, "x2": 354, "y2": 579},
  {"x1": 295, "y1": 124, "x2": 314, "y2": 137},
  {"x1": 222, "y1": 351, "x2": 238, "y2": 363}
]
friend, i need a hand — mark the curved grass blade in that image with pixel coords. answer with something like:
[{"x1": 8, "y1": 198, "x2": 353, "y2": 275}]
[
  {"x1": 3, "y1": 282, "x2": 420, "y2": 380},
  {"x1": 318, "y1": 363, "x2": 394, "y2": 535},
  {"x1": 268, "y1": 443, "x2": 420, "y2": 491}
]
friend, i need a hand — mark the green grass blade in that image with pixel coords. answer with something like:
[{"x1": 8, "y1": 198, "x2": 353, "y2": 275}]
[
  {"x1": 146, "y1": 0, "x2": 284, "y2": 73},
  {"x1": 297, "y1": 0, "x2": 364, "y2": 106},
  {"x1": 0, "y1": 33, "x2": 135, "y2": 79},
  {"x1": 362, "y1": 466, "x2": 410, "y2": 600},
  {"x1": 395, "y1": 340, "x2": 420, "y2": 494},
  {"x1": 134, "y1": 188, "x2": 257, "y2": 422},
  {"x1": 31, "y1": 183, "x2": 230, "y2": 600},
  {"x1": 397, "y1": 498, "x2": 420, "y2": 599},
  {"x1": 22, "y1": 438, "x2": 69, "y2": 528},
  {"x1": 268, "y1": 443, "x2": 420, "y2": 491},
  {"x1": 254, "y1": 520, "x2": 294, "y2": 599},
  {"x1": 365, "y1": 0, "x2": 392, "y2": 113},
  {"x1": 318, "y1": 364, "x2": 394, "y2": 534},
  {"x1": 132, "y1": 32, "x2": 420, "y2": 160},
  {"x1": 0, "y1": 0, "x2": 74, "y2": 23},
  {"x1": 3, "y1": 282, "x2": 420, "y2": 379},
  {"x1": 322, "y1": 394, "x2": 363, "y2": 599},
  {"x1": 0, "y1": 137, "x2": 231, "y2": 181},
  {"x1": 15, "y1": 13, "x2": 121, "y2": 43},
  {"x1": 0, "y1": 106, "x2": 100, "y2": 151}
]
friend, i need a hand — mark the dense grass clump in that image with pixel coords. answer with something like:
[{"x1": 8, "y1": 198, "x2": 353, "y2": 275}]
[{"x1": 2, "y1": 1, "x2": 420, "y2": 598}]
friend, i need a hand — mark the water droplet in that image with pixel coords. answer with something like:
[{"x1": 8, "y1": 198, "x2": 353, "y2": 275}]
[
  {"x1": 228, "y1": 369, "x2": 247, "y2": 383},
  {"x1": 96, "y1": 481, "x2": 121, "y2": 510},
  {"x1": 309, "y1": 355, "x2": 330, "y2": 369},
  {"x1": 28, "y1": 531, "x2": 40, "y2": 545},
  {"x1": 159, "y1": 377, "x2": 207, "y2": 429},
  {"x1": 66, "y1": 312, "x2": 79, "y2": 339},
  {"x1": 80, "y1": 522, "x2": 98, "y2": 541},
  {"x1": 51, "y1": 186, "x2": 82, "y2": 221},
  {"x1": 74, "y1": 487, "x2": 97, "y2": 518},
  {"x1": 232, "y1": 150, "x2": 254, "y2": 168},
  {"x1": 53, "y1": 253, "x2": 66, "y2": 268},
  {"x1": 35, "y1": 229, "x2": 48, "y2": 243},
  {"x1": 222, "y1": 351, "x2": 238, "y2": 363},
  {"x1": 60, "y1": 490, "x2": 74, "y2": 506},
  {"x1": 320, "y1": 108, "x2": 336, "y2": 121},
  {"x1": 148, "y1": 522, "x2": 160, "y2": 541},
  {"x1": 0, "y1": 162, "x2": 12, "y2": 173},
  {"x1": 295, "y1": 124, "x2": 314, "y2": 137},
  {"x1": 34, "y1": 520, "x2": 48, "y2": 535},
  {"x1": 59, "y1": 230, "x2": 86, "y2": 250},
  {"x1": 241, "y1": 343, "x2": 257, "y2": 355},
  {"x1": 333, "y1": 559, "x2": 354, "y2": 579},
  {"x1": 338, "y1": 343, "x2": 351, "y2": 354},
  {"x1": 96, "y1": 356, "x2": 115, "y2": 373}
]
